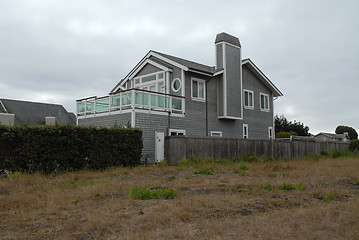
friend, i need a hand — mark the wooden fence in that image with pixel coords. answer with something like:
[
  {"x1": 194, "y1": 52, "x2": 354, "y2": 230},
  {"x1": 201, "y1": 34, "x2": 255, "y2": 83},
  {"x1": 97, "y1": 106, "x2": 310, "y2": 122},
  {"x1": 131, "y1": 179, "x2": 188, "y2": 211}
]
[{"x1": 164, "y1": 136, "x2": 349, "y2": 165}]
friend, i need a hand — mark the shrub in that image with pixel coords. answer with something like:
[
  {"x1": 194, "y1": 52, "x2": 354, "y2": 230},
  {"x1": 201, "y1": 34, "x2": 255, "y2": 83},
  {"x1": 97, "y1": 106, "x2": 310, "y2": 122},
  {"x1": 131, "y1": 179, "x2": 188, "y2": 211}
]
[
  {"x1": 349, "y1": 139, "x2": 359, "y2": 153},
  {"x1": 0, "y1": 125, "x2": 143, "y2": 174},
  {"x1": 355, "y1": 179, "x2": 359, "y2": 185},
  {"x1": 275, "y1": 131, "x2": 298, "y2": 139},
  {"x1": 127, "y1": 186, "x2": 177, "y2": 200}
]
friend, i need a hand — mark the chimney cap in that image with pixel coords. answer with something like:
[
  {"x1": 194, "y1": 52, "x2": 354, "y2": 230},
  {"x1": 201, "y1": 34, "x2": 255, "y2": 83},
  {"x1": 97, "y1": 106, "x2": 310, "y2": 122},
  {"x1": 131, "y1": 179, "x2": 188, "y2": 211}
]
[{"x1": 215, "y1": 32, "x2": 241, "y2": 47}]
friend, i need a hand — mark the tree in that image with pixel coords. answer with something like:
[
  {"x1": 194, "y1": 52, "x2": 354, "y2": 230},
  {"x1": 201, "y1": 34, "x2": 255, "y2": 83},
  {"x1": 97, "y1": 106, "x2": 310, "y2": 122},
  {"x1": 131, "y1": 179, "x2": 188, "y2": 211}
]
[
  {"x1": 335, "y1": 125, "x2": 358, "y2": 140},
  {"x1": 274, "y1": 115, "x2": 310, "y2": 136}
]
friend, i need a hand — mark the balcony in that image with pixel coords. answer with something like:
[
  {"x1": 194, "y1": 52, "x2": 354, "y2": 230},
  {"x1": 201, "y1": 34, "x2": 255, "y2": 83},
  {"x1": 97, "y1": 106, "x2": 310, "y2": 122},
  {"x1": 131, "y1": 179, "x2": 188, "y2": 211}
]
[{"x1": 77, "y1": 89, "x2": 185, "y2": 117}]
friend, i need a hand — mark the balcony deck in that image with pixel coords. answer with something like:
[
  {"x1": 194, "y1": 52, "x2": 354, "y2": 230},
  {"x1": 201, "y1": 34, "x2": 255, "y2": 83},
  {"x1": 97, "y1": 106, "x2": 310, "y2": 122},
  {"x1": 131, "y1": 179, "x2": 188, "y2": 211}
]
[{"x1": 77, "y1": 89, "x2": 185, "y2": 118}]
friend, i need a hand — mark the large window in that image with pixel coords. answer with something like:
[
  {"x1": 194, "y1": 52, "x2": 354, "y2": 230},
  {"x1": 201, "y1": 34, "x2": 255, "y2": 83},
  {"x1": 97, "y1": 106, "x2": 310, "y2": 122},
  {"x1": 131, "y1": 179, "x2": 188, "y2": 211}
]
[
  {"x1": 260, "y1": 93, "x2": 269, "y2": 111},
  {"x1": 191, "y1": 78, "x2": 205, "y2": 101},
  {"x1": 244, "y1": 89, "x2": 254, "y2": 109},
  {"x1": 134, "y1": 72, "x2": 165, "y2": 93}
]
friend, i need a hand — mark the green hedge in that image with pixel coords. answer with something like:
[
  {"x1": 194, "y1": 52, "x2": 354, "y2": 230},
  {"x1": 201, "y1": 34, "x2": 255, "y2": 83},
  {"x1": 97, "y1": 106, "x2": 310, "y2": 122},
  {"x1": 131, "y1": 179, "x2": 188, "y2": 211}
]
[{"x1": 0, "y1": 125, "x2": 142, "y2": 174}]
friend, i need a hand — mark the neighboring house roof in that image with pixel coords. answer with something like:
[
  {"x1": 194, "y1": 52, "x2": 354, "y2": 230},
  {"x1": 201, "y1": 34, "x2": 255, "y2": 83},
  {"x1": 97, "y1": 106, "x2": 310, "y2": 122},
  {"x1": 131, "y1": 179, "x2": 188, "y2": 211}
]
[
  {"x1": 0, "y1": 98, "x2": 76, "y2": 125},
  {"x1": 315, "y1": 132, "x2": 350, "y2": 141},
  {"x1": 111, "y1": 50, "x2": 283, "y2": 97}
]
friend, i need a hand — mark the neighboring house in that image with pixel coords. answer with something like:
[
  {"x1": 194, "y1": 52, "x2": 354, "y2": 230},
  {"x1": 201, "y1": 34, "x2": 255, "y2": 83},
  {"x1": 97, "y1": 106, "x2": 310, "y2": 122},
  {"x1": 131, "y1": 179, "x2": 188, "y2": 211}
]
[
  {"x1": 315, "y1": 132, "x2": 350, "y2": 143},
  {"x1": 77, "y1": 32, "x2": 283, "y2": 163},
  {"x1": 0, "y1": 98, "x2": 76, "y2": 126}
]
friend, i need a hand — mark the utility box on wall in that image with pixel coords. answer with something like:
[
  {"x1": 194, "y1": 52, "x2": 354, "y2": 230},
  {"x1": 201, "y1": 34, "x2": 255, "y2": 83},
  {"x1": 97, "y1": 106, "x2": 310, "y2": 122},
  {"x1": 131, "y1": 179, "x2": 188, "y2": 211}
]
[
  {"x1": 45, "y1": 116, "x2": 56, "y2": 125},
  {"x1": 0, "y1": 113, "x2": 15, "y2": 126}
]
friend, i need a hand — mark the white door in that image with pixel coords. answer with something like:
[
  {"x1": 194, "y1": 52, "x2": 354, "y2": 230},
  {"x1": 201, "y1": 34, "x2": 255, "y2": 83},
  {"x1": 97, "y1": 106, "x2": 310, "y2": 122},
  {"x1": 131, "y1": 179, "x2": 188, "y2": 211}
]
[{"x1": 155, "y1": 131, "x2": 165, "y2": 163}]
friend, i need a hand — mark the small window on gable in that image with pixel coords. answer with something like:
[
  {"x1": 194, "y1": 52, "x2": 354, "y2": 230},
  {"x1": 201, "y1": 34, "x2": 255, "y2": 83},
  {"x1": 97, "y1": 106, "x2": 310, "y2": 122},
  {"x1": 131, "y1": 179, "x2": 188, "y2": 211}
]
[
  {"x1": 210, "y1": 131, "x2": 222, "y2": 137},
  {"x1": 172, "y1": 78, "x2": 182, "y2": 92},
  {"x1": 169, "y1": 129, "x2": 186, "y2": 136},
  {"x1": 244, "y1": 89, "x2": 254, "y2": 109},
  {"x1": 243, "y1": 124, "x2": 248, "y2": 139},
  {"x1": 191, "y1": 78, "x2": 205, "y2": 101},
  {"x1": 260, "y1": 93, "x2": 269, "y2": 111}
]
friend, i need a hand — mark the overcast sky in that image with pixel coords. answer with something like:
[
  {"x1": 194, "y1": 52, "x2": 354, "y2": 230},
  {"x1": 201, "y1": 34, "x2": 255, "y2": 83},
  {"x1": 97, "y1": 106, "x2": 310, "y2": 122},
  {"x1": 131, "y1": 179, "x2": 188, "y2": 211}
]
[{"x1": 1, "y1": 0, "x2": 358, "y2": 134}]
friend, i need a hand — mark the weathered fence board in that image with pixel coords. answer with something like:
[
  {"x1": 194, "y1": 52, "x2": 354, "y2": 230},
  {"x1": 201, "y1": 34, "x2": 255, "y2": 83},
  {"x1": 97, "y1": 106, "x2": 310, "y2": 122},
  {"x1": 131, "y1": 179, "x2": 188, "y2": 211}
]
[{"x1": 165, "y1": 136, "x2": 349, "y2": 165}]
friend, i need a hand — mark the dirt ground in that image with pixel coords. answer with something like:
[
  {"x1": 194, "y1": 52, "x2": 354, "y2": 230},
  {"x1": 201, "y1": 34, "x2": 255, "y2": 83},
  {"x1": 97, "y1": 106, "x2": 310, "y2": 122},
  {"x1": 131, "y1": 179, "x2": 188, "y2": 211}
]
[{"x1": 1, "y1": 157, "x2": 359, "y2": 239}]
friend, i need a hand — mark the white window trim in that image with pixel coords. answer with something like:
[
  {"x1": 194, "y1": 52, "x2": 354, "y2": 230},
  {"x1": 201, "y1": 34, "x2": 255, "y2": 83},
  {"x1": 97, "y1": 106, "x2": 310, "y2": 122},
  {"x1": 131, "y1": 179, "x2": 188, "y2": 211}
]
[
  {"x1": 243, "y1": 89, "x2": 254, "y2": 110},
  {"x1": 210, "y1": 131, "x2": 222, "y2": 137},
  {"x1": 260, "y1": 93, "x2": 270, "y2": 112},
  {"x1": 171, "y1": 78, "x2": 182, "y2": 93},
  {"x1": 243, "y1": 124, "x2": 248, "y2": 139},
  {"x1": 169, "y1": 129, "x2": 186, "y2": 136},
  {"x1": 191, "y1": 77, "x2": 206, "y2": 102},
  {"x1": 268, "y1": 126, "x2": 273, "y2": 139}
]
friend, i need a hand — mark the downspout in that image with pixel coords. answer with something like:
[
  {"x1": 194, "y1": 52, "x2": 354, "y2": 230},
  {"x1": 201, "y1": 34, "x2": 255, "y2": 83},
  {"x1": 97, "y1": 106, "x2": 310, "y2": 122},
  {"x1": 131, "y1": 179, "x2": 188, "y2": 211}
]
[{"x1": 206, "y1": 80, "x2": 208, "y2": 136}]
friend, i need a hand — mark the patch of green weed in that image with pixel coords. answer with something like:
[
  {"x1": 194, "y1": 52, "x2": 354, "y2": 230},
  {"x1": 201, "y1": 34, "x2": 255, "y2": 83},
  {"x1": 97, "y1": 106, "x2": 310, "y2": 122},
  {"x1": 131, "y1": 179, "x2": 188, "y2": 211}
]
[
  {"x1": 278, "y1": 182, "x2": 306, "y2": 191},
  {"x1": 168, "y1": 176, "x2": 176, "y2": 182},
  {"x1": 195, "y1": 168, "x2": 214, "y2": 175},
  {"x1": 261, "y1": 183, "x2": 275, "y2": 191},
  {"x1": 322, "y1": 193, "x2": 336, "y2": 202},
  {"x1": 127, "y1": 186, "x2": 176, "y2": 200}
]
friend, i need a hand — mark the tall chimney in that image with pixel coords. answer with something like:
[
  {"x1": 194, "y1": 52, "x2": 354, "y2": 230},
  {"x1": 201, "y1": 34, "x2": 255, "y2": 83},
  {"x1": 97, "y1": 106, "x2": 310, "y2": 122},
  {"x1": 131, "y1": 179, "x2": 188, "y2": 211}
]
[{"x1": 215, "y1": 32, "x2": 242, "y2": 119}]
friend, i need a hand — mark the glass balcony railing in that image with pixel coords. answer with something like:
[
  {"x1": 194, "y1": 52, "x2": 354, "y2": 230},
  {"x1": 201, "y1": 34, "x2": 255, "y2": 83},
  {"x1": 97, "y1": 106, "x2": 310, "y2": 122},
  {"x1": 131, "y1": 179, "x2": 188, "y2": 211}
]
[{"x1": 77, "y1": 89, "x2": 184, "y2": 117}]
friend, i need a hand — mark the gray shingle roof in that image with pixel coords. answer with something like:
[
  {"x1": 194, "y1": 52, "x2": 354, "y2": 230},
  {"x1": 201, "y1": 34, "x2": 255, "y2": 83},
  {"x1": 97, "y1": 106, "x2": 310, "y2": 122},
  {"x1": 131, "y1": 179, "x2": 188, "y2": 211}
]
[
  {"x1": 0, "y1": 98, "x2": 76, "y2": 125},
  {"x1": 152, "y1": 51, "x2": 215, "y2": 74}
]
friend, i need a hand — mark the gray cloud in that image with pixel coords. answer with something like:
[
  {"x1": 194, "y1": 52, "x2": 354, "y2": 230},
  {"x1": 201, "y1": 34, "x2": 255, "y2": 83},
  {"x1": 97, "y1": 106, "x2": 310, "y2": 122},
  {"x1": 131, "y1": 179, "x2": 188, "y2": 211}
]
[{"x1": 0, "y1": 0, "x2": 358, "y2": 134}]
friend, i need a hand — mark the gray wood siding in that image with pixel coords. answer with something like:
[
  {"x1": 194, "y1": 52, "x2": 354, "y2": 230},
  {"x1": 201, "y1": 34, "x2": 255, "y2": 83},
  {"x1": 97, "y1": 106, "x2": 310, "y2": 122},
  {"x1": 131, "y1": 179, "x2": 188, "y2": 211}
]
[
  {"x1": 134, "y1": 112, "x2": 169, "y2": 163},
  {"x1": 224, "y1": 44, "x2": 242, "y2": 118},
  {"x1": 78, "y1": 113, "x2": 131, "y2": 128},
  {"x1": 134, "y1": 63, "x2": 161, "y2": 78},
  {"x1": 207, "y1": 76, "x2": 242, "y2": 137},
  {"x1": 242, "y1": 65, "x2": 274, "y2": 139}
]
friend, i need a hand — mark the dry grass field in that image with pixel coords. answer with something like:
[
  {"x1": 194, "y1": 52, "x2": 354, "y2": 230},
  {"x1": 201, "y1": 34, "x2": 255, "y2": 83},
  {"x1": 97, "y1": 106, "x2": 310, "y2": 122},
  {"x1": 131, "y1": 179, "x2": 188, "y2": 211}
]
[{"x1": 1, "y1": 156, "x2": 359, "y2": 240}]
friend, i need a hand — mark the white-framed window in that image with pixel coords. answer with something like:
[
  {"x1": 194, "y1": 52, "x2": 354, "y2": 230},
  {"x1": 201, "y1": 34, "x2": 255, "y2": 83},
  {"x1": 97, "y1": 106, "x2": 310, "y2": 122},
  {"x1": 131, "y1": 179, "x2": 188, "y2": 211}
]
[
  {"x1": 244, "y1": 89, "x2": 254, "y2": 109},
  {"x1": 171, "y1": 78, "x2": 182, "y2": 92},
  {"x1": 268, "y1": 127, "x2": 273, "y2": 139},
  {"x1": 169, "y1": 129, "x2": 186, "y2": 136},
  {"x1": 191, "y1": 78, "x2": 205, "y2": 101},
  {"x1": 133, "y1": 71, "x2": 165, "y2": 93},
  {"x1": 243, "y1": 124, "x2": 248, "y2": 138},
  {"x1": 210, "y1": 131, "x2": 222, "y2": 137},
  {"x1": 260, "y1": 93, "x2": 269, "y2": 111}
]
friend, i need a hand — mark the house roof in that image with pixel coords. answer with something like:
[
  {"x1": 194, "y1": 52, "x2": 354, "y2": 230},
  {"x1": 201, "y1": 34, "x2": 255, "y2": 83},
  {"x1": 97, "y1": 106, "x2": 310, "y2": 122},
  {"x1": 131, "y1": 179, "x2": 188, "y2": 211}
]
[
  {"x1": 0, "y1": 98, "x2": 76, "y2": 125},
  {"x1": 315, "y1": 132, "x2": 350, "y2": 140},
  {"x1": 151, "y1": 51, "x2": 215, "y2": 74},
  {"x1": 112, "y1": 50, "x2": 282, "y2": 97}
]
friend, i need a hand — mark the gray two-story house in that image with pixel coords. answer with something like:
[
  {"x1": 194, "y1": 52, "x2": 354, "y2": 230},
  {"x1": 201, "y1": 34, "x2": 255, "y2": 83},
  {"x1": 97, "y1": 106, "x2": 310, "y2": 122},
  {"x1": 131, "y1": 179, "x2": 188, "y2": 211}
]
[{"x1": 77, "y1": 33, "x2": 283, "y2": 163}]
